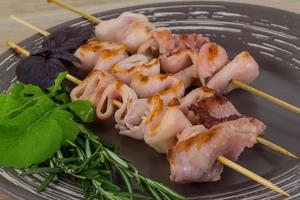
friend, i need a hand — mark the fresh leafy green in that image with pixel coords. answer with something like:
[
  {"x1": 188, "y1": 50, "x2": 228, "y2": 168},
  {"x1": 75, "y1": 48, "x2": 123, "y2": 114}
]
[
  {"x1": 0, "y1": 96, "x2": 63, "y2": 168},
  {"x1": 0, "y1": 73, "x2": 185, "y2": 199},
  {"x1": 0, "y1": 82, "x2": 80, "y2": 167},
  {"x1": 21, "y1": 126, "x2": 185, "y2": 200},
  {"x1": 47, "y1": 71, "x2": 67, "y2": 95},
  {"x1": 67, "y1": 100, "x2": 96, "y2": 123},
  {"x1": 49, "y1": 108, "x2": 79, "y2": 145},
  {"x1": 0, "y1": 83, "x2": 44, "y2": 119}
]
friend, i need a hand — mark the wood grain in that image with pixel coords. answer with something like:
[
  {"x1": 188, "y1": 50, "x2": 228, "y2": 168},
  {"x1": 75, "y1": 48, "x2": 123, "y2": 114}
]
[{"x1": 0, "y1": 0, "x2": 299, "y2": 199}]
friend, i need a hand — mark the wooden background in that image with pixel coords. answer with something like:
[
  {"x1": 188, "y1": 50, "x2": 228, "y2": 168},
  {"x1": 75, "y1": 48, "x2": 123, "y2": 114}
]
[{"x1": 0, "y1": 0, "x2": 299, "y2": 199}]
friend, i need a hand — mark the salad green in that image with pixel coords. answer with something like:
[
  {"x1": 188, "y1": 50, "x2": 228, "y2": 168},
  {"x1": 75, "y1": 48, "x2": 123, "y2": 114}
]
[{"x1": 0, "y1": 73, "x2": 185, "y2": 200}]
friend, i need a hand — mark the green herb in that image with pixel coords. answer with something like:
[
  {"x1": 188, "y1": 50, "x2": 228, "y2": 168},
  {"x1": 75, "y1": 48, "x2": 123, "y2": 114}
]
[
  {"x1": 47, "y1": 72, "x2": 67, "y2": 95},
  {"x1": 0, "y1": 84, "x2": 78, "y2": 167},
  {"x1": 0, "y1": 74, "x2": 185, "y2": 199},
  {"x1": 23, "y1": 126, "x2": 185, "y2": 200},
  {"x1": 0, "y1": 80, "x2": 96, "y2": 168},
  {"x1": 67, "y1": 101, "x2": 96, "y2": 123}
]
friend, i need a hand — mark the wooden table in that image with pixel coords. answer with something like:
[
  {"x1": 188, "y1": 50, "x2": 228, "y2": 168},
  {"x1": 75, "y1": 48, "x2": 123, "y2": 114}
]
[{"x1": 0, "y1": 0, "x2": 299, "y2": 199}]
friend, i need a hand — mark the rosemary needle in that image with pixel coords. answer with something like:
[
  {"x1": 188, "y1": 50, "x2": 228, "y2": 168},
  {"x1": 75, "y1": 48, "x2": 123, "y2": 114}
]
[{"x1": 22, "y1": 125, "x2": 185, "y2": 200}]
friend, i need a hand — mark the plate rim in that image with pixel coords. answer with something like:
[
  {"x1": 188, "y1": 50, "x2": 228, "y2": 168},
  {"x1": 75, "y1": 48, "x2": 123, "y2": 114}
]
[{"x1": 0, "y1": 1, "x2": 300, "y2": 199}]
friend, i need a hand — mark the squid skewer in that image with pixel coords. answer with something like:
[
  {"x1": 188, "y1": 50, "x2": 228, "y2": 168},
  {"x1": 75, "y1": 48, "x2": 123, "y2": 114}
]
[
  {"x1": 45, "y1": 1, "x2": 300, "y2": 115},
  {"x1": 7, "y1": 15, "x2": 299, "y2": 159},
  {"x1": 5, "y1": 40, "x2": 292, "y2": 196}
]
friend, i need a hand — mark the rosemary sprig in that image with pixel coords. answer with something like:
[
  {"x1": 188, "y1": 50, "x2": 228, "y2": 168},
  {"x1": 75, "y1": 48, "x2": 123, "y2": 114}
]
[{"x1": 21, "y1": 124, "x2": 185, "y2": 200}]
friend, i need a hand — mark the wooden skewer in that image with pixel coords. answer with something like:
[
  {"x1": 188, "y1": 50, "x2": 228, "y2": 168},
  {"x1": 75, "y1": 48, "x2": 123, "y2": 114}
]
[
  {"x1": 10, "y1": 15, "x2": 50, "y2": 37},
  {"x1": 46, "y1": 0, "x2": 300, "y2": 115},
  {"x1": 47, "y1": 0, "x2": 101, "y2": 24},
  {"x1": 217, "y1": 156, "x2": 289, "y2": 197},
  {"x1": 257, "y1": 137, "x2": 298, "y2": 160},
  {"x1": 8, "y1": 17, "x2": 300, "y2": 161},
  {"x1": 65, "y1": 74, "x2": 82, "y2": 85},
  {"x1": 232, "y1": 80, "x2": 300, "y2": 114},
  {"x1": 6, "y1": 41, "x2": 30, "y2": 57},
  {"x1": 5, "y1": 40, "x2": 290, "y2": 197}
]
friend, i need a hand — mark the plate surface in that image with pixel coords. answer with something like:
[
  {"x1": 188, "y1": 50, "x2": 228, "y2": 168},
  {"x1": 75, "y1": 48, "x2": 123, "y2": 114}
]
[{"x1": 0, "y1": 1, "x2": 300, "y2": 200}]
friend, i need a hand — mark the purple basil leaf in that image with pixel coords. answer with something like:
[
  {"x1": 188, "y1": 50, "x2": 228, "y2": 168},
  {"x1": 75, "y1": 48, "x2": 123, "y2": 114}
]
[
  {"x1": 16, "y1": 27, "x2": 92, "y2": 88},
  {"x1": 32, "y1": 48, "x2": 48, "y2": 56},
  {"x1": 45, "y1": 58, "x2": 66, "y2": 78},
  {"x1": 58, "y1": 37, "x2": 87, "y2": 52},
  {"x1": 62, "y1": 27, "x2": 93, "y2": 51},
  {"x1": 51, "y1": 51, "x2": 81, "y2": 64},
  {"x1": 16, "y1": 56, "x2": 66, "y2": 89},
  {"x1": 43, "y1": 27, "x2": 92, "y2": 53}
]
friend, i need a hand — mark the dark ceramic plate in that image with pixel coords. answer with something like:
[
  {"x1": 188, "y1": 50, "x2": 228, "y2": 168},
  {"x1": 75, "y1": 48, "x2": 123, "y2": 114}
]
[{"x1": 0, "y1": 1, "x2": 300, "y2": 200}]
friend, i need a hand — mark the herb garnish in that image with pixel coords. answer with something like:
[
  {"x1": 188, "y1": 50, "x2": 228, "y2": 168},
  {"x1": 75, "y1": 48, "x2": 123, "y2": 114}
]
[
  {"x1": 0, "y1": 74, "x2": 185, "y2": 200},
  {"x1": 23, "y1": 125, "x2": 185, "y2": 200},
  {"x1": 16, "y1": 27, "x2": 92, "y2": 89}
]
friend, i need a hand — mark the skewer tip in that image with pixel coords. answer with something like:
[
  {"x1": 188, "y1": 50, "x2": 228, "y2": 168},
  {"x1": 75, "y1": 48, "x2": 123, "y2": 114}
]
[
  {"x1": 256, "y1": 137, "x2": 299, "y2": 160},
  {"x1": 231, "y1": 80, "x2": 300, "y2": 114},
  {"x1": 217, "y1": 156, "x2": 290, "y2": 197}
]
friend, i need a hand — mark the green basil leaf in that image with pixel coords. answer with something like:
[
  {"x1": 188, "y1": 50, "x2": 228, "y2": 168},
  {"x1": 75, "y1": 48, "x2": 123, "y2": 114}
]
[
  {"x1": 0, "y1": 96, "x2": 62, "y2": 168},
  {"x1": 0, "y1": 82, "x2": 80, "y2": 167},
  {"x1": 0, "y1": 83, "x2": 44, "y2": 119},
  {"x1": 47, "y1": 72, "x2": 67, "y2": 95},
  {"x1": 67, "y1": 100, "x2": 96, "y2": 123},
  {"x1": 53, "y1": 93, "x2": 70, "y2": 104},
  {"x1": 50, "y1": 108, "x2": 80, "y2": 145}
]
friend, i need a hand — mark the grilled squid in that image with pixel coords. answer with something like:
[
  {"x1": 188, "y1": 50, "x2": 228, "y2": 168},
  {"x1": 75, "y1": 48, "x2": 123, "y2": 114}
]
[
  {"x1": 111, "y1": 54, "x2": 160, "y2": 84},
  {"x1": 130, "y1": 73, "x2": 185, "y2": 102},
  {"x1": 194, "y1": 43, "x2": 229, "y2": 85},
  {"x1": 116, "y1": 20, "x2": 155, "y2": 54},
  {"x1": 95, "y1": 12, "x2": 148, "y2": 42},
  {"x1": 70, "y1": 70, "x2": 116, "y2": 105},
  {"x1": 74, "y1": 40, "x2": 128, "y2": 72},
  {"x1": 168, "y1": 118, "x2": 265, "y2": 183},
  {"x1": 144, "y1": 96, "x2": 192, "y2": 153},
  {"x1": 96, "y1": 81, "x2": 138, "y2": 120},
  {"x1": 115, "y1": 98, "x2": 149, "y2": 140},
  {"x1": 160, "y1": 49, "x2": 195, "y2": 73},
  {"x1": 154, "y1": 29, "x2": 210, "y2": 73},
  {"x1": 93, "y1": 43, "x2": 128, "y2": 72},
  {"x1": 179, "y1": 87, "x2": 215, "y2": 124},
  {"x1": 207, "y1": 51, "x2": 259, "y2": 94}
]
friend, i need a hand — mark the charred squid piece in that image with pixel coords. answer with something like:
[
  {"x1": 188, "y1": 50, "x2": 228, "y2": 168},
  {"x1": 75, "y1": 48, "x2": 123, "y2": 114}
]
[
  {"x1": 153, "y1": 29, "x2": 210, "y2": 73},
  {"x1": 94, "y1": 44, "x2": 128, "y2": 72},
  {"x1": 160, "y1": 49, "x2": 194, "y2": 74},
  {"x1": 116, "y1": 20, "x2": 155, "y2": 54},
  {"x1": 70, "y1": 70, "x2": 116, "y2": 105},
  {"x1": 112, "y1": 55, "x2": 160, "y2": 84},
  {"x1": 96, "y1": 81, "x2": 138, "y2": 120},
  {"x1": 207, "y1": 51, "x2": 259, "y2": 94},
  {"x1": 168, "y1": 117, "x2": 266, "y2": 183},
  {"x1": 179, "y1": 87, "x2": 216, "y2": 124},
  {"x1": 144, "y1": 97, "x2": 192, "y2": 153},
  {"x1": 130, "y1": 73, "x2": 185, "y2": 101},
  {"x1": 115, "y1": 98, "x2": 149, "y2": 140},
  {"x1": 193, "y1": 43, "x2": 229, "y2": 85},
  {"x1": 95, "y1": 12, "x2": 148, "y2": 42},
  {"x1": 74, "y1": 40, "x2": 128, "y2": 71},
  {"x1": 188, "y1": 94, "x2": 242, "y2": 127}
]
